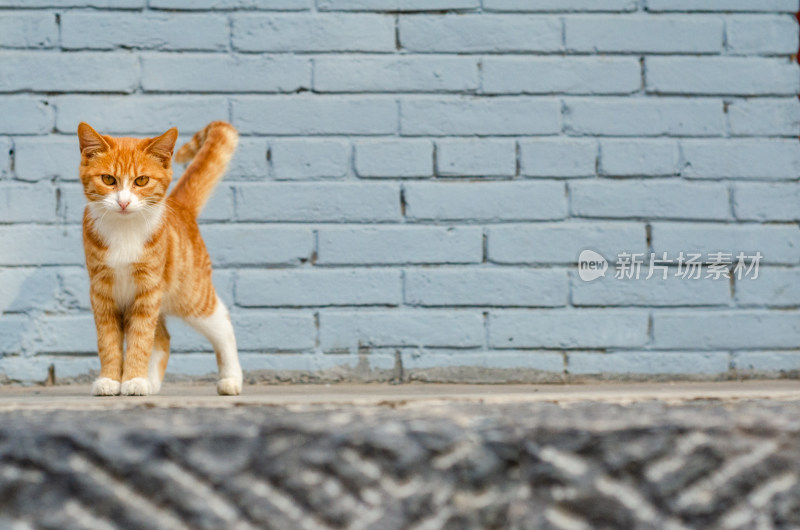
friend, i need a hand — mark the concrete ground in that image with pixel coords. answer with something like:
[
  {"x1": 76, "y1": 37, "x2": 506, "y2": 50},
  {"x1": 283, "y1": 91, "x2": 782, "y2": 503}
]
[
  {"x1": 3, "y1": 380, "x2": 800, "y2": 529},
  {"x1": 1, "y1": 379, "x2": 799, "y2": 410}
]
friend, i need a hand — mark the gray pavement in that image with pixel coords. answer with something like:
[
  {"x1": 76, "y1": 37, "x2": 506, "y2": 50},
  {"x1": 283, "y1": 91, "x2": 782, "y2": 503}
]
[
  {"x1": 2, "y1": 380, "x2": 800, "y2": 529},
  {"x1": 1, "y1": 379, "x2": 799, "y2": 410}
]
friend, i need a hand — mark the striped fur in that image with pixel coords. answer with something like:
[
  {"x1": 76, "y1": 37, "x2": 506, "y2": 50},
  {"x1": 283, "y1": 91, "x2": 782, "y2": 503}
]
[
  {"x1": 171, "y1": 121, "x2": 238, "y2": 218},
  {"x1": 78, "y1": 122, "x2": 242, "y2": 396}
]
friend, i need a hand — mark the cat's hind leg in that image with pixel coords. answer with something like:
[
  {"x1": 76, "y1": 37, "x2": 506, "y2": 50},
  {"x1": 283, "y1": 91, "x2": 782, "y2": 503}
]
[
  {"x1": 183, "y1": 295, "x2": 242, "y2": 396},
  {"x1": 147, "y1": 314, "x2": 170, "y2": 394}
]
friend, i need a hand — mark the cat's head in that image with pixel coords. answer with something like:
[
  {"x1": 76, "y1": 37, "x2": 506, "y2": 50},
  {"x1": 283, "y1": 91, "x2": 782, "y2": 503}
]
[{"x1": 77, "y1": 122, "x2": 178, "y2": 217}]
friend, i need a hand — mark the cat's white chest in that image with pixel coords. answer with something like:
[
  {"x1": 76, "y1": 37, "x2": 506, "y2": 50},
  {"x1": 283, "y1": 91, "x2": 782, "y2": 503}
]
[
  {"x1": 90, "y1": 204, "x2": 163, "y2": 310},
  {"x1": 112, "y1": 266, "x2": 137, "y2": 309},
  {"x1": 106, "y1": 232, "x2": 148, "y2": 310}
]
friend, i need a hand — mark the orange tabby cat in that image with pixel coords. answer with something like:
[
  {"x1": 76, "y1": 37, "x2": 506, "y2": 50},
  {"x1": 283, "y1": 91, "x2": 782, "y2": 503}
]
[{"x1": 78, "y1": 121, "x2": 242, "y2": 396}]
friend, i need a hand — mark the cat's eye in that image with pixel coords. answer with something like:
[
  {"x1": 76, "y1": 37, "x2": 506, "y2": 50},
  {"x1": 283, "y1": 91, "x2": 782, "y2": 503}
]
[
  {"x1": 134, "y1": 176, "x2": 149, "y2": 186},
  {"x1": 101, "y1": 174, "x2": 116, "y2": 186}
]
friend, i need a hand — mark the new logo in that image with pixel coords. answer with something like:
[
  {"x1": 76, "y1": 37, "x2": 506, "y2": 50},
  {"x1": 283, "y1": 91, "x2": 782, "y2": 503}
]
[{"x1": 578, "y1": 249, "x2": 607, "y2": 282}]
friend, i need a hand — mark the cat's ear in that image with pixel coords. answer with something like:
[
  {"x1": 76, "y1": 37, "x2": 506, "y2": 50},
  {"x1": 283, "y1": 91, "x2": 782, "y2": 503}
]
[
  {"x1": 144, "y1": 127, "x2": 178, "y2": 167},
  {"x1": 77, "y1": 122, "x2": 111, "y2": 158}
]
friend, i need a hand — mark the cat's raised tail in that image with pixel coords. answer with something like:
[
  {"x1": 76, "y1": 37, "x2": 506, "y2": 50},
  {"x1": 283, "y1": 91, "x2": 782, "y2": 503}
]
[{"x1": 170, "y1": 121, "x2": 238, "y2": 218}]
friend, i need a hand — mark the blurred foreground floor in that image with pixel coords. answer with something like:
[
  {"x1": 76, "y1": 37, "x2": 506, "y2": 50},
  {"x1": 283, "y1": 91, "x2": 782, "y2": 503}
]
[{"x1": 1, "y1": 380, "x2": 800, "y2": 529}]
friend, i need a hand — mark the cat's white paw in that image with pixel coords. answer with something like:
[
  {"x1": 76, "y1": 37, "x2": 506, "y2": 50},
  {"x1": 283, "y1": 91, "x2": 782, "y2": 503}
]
[
  {"x1": 120, "y1": 377, "x2": 153, "y2": 396},
  {"x1": 91, "y1": 377, "x2": 121, "y2": 396},
  {"x1": 217, "y1": 377, "x2": 242, "y2": 396}
]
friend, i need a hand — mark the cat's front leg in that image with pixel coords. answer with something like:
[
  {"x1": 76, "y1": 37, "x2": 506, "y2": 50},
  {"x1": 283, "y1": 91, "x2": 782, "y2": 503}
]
[
  {"x1": 120, "y1": 286, "x2": 163, "y2": 396},
  {"x1": 90, "y1": 278, "x2": 124, "y2": 396}
]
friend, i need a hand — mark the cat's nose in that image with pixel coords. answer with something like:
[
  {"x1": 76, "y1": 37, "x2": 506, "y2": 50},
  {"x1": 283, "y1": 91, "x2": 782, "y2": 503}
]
[{"x1": 118, "y1": 200, "x2": 130, "y2": 210}]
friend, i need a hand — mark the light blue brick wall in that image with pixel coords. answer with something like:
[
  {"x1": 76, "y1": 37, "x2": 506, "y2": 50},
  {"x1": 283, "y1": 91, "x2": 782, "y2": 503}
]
[{"x1": 0, "y1": 0, "x2": 798, "y2": 383}]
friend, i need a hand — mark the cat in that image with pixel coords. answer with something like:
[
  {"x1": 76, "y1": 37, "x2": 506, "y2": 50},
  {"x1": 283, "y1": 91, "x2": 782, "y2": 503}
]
[{"x1": 78, "y1": 121, "x2": 242, "y2": 396}]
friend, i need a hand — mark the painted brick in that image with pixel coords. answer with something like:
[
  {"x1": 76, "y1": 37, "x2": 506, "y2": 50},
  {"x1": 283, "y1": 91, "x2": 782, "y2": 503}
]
[
  {"x1": 568, "y1": 352, "x2": 729, "y2": 375},
  {"x1": 317, "y1": 226, "x2": 482, "y2": 264},
  {"x1": 484, "y1": 0, "x2": 636, "y2": 11},
  {"x1": 235, "y1": 183, "x2": 401, "y2": 222},
  {"x1": 646, "y1": 57, "x2": 800, "y2": 96},
  {"x1": 404, "y1": 181, "x2": 567, "y2": 221},
  {"x1": 315, "y1": 56, "x2": 479, "y2": 93},
  {"x1": 33, "y1": 316, "x2": 95, "y2": 355},
  {"x1": 650, "y1": 223, "x2": 800, "y2": 265},
  {"x1": 58, "y1": 184, "x2": 87, "y2": 223},
  {"x1": 61, "y1": 13, "x2": 228, "y2": 51},
  {"x1": 1, "y1": 1, "x2": 798, "y2": 381},
  {"x1": 435, "y1": 139, "x2": 516, "y2": 177},
  {"x1": 733, "y1": 352, "x2": 800, "y2": 373},
  {"x1": 399, "y1": 15, "x2": 562, "y2": 52},
  {"x1": 200, "y1": 225, "x2": 313, "y2": 266},
  {"x1": 166, "y1": 352, "x2": 397, "y2": 374},
  {"x1": 401, "y1": 98, "x2": 561, "y2": 136},
  {"x1": 489, "y1": 223, "x2": 646, "y2": 265},
  {"x1": 735, "y1": 267, "x2": 800, "y2": 307},
  {"x1": 150, "y1": 0, "x2": 310, "y2": 9},
  {"x1": 0, "y1": 268, "x2": 61, "y2": 313},
  {"x1": 519, "y1": 139, "x2": 597, "y2": 178},
  {"x1": 233, "y1": 14, "x2": 395, "y2": 52},
  {"x1": 319, "y1": 0, "x2": 478, "y2": 10},
  {"x1": 728, "y1": 98, "x2": 800, "y2": 136},
  {"x1": 154, "y1": 312, "x2": 312, "y2": 353},
  {"x1": 567, "y1": 16, "x2": 723, "y2": 53},
  {"x1": 0, "y1": 13, "x2": 57, "y2": 48},
  {"x1": 188, "y1": 182, "x2": 236, "y2": 217},
  {"x1": 0, "y1": 356, "x2": 99, "y2": 382},
  {"x1": 0, "y1": 315, "x2": 28, "y2": 355},
  {"x1": 572, "y1": 273, "x2": 730, "y2": 306},
  {"x1": 0, "y1": 97, "x2": 53, "y2": 134},
  {"x1": 599, "y1": 139, "x2": 680, "y2": 177},
  {"x1": 211, "y1": 269, "x2": 236, "y2": 309},
  {"x1": 0, "y1": 52, "x2": 138, "y2": 93},
  {"x1": 653, "y1": 310, "x2": 800, "y2": 349},
  {"x1": 0, "y1": 0, "x2": 143, "y2": 6},
  {"x1": 34, "y1": 314, "x2": 97, "y2": 354},
  {"x1": 733, "y1": 183, "x2": 800, "y2": 221},
  {"x1": 564, "y1": 98, "x2": 725, "y2": 137},
  {"x1": 646, "y1": 0, "x2": 799, "y2": 12},
  {"x1": 571, "y1": 180, "x2": 730, "y2": 221},
  {"x1": 236, "y1": 269, "x2": 402, "y2": 307},
  {"x1": 56, "y1": 96, "x2": 229, "y2": 135},
  {"x1": 59, "y1": 267, "x2": 91, "y2": 311},
  {"x1": 270, "y1": 139, "x2": 351, "y2": 180},
  {"x1": 482, "y1": 57, "x2": 640, "y2": 95},
  {"x1": 401, "y1": 350, "x2": 565, "y2": 374},
  {"x1": 490, "y1": 310, "x2": 649, "y2": 348},
  {"x1": 227, "y1": 138, "x2": 269, "y2": 180},
  {"x1": 406, "y1": 268, "x2": 567, "y2": 307},
  {"x1": 0, "y1": 183, "x2": 56, "y2": 223},
  {"x1": 0, "y1": 138, "x2": 10, "y2": 178},
  {"x1": 235, "y1": 312, "x2": 316, "y2": 352},
  {"x1": 232, "y1": 97, "x2": 397, "y2": 135},
  {"x1": 14, "y1": 137, "x2": 80, "y2": 182},
  {"x1": 142, "y1": 54, "x2": 311, "y2": 93},
  {"x1": 727, "y1": 15, "x2": 799, "y2": 54},
  {"x1": 355, "y1": 140, "x2": 433, "y2": 178},
  {"x1": 197, "y1": 186, "x2": 234, "y2": 223},
  {"x1": 319, "y1": 310, "x2": 485, "y2": 351},
  {"x1": 0, "y1": 226, "x2": 84, "y2": 265},
  {"x1": 682, "y1": 139, "x2": 800, "y2": 179}
]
